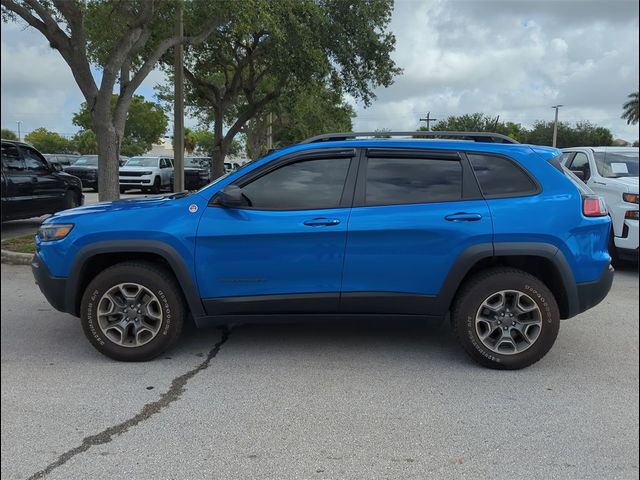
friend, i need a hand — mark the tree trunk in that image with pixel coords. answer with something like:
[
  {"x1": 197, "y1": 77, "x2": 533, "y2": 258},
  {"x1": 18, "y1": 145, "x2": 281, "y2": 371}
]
[
  {"x1": 210, "y1": 114, "x2": 226, "y2": 180},
  {"x1": 95, "y1": 124, "x2": 121, "y2": 201}
]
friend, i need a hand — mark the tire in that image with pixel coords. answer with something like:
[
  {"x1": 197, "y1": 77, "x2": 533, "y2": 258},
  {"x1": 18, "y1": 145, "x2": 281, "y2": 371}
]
[
  {"x1": 452, "y1": 267, "x2": 560, "y2": 370},
  {"x1": 151, "y1": 176, "x2": 161, "y2": 194},
  {"x1": 80, "y1": 261, "x2": 185, "y2": 361},
  {"x1": 64, "y1": 189, "x2": 81, "y2": 210}
]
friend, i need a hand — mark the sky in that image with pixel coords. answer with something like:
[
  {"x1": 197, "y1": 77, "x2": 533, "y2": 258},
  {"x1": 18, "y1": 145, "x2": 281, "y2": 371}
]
[{"x1": 1, "y1": 0, "x2": 639, "y2": 142}]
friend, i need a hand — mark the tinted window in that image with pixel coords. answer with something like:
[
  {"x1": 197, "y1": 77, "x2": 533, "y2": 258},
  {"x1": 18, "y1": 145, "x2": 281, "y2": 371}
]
[
  {"x1": 74, "y1": 155, "x2": 98, "y2": 166},
  {"x1": 1, "y1": 144, "x2": 24, "y2": 171},
  {"x1": 22, "y1": 147, "x2": 49, "y2": 171},
  {"x1": 241, "y1": 158, "x2": 350, "y2": 210},
  {"x1": 569, "y1": 152, "x2": 591, "y2": 181},
  {"x1": 469, "y1": 154, "x2": 537, "y2": 197},
  {"x1": 561, "y1": 152, "x2": 574, "y2": 164},
  {"x1": 593, "y1": 151, "x2": 638, "y2": 178},
  {"x1": 126, "y1": 157, "x2": 158, "y2": 167},
  {"x1": 365, "y1": 157, "x2": 462, "y2": 206}
]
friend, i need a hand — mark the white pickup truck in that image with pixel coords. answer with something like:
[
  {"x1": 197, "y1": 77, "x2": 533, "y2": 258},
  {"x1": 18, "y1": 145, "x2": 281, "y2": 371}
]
[
  {"x1": 119, "y1": 156, "x2": 174, "y2": 194},
  {"x1": 561, "y1": 147, "x2": 639, "y2": 262}
]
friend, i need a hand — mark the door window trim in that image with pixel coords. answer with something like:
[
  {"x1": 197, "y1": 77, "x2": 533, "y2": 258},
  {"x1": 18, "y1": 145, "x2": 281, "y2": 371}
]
[
  {"x1": 209, "y1": 148, "x2": 359, "y2": 211},
  {"x1": 352, "y1": 148, "x2": 482, "y2": 208}
]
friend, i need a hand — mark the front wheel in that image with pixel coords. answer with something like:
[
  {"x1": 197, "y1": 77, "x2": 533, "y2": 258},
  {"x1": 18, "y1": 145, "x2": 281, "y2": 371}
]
[
  {"x1": 80, "y1": 261, "x2": 185, "y2": 361},
  {"x1": 151, "y1": 176, "x2": 161, "y2": 194},
  {"x1": 452, "y1": 268, "x2": 560, "y2": 370}
]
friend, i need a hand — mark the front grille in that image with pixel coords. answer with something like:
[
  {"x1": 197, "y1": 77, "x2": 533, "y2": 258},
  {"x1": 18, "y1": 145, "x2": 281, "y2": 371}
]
[
  {"x1": 66, "y1": 169, "x2": 95, "y2": 179},
  {"x1": 120, "y1": 179, "x2": 151, "y2": 184},
  {"x1": 119, "y1": 171, "x2": 147, "y2": 177}
]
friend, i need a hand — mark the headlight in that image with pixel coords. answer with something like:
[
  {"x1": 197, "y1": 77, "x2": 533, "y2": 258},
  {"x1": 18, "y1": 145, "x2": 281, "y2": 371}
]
[
  {"x1": 623, "y1": 193, "x2": 639, "y2": 204},
  {"x1": 141, "y1": 171, "x2": 153, "y2": 175},
  {"x1": 37, "y1": 224, "x2": 74, "y2": 241}
]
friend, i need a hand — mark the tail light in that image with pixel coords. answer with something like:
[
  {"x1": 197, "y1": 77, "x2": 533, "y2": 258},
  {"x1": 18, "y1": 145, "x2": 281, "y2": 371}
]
[{"x1": 582, "y1": 195, "x2": 608, "y2": 217}]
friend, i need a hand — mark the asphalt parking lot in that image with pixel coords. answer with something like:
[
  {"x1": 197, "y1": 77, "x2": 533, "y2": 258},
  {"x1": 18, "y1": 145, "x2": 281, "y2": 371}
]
[{"x1": 1, "y1": 261, "x2": 638, "y2": 480}]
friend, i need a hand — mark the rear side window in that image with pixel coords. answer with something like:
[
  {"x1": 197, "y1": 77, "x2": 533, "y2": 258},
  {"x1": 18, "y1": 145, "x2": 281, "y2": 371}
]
[
  {"x1": 241, "y1": 157, "x2": 351, "y2": 210},
  {"x1": 365, "y1": 157, "x2": 462, "y2": 206},
  {"x1": 468, "y1": 153, "x2": 538, "y2": 197}
]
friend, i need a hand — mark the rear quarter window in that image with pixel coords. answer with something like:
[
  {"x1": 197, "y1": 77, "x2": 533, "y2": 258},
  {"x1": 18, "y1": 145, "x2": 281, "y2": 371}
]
[{"x1": 468, "y1": 153, "x2": 538, "y2": 198}]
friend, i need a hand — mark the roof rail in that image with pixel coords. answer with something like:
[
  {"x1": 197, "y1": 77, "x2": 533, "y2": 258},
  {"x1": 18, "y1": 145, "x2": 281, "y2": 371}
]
[{"x1": 300, "y1": 131, "x2": 519, "y2": 144}]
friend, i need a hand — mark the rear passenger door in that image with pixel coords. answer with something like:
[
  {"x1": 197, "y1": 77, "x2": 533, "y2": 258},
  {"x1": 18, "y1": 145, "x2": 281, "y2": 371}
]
[
  {"x1": 20, "y1": 145, "x2": 67, "y2": 212},
  {"x1": 341, "y1": 149, "x2": 492, "y2": 313}
]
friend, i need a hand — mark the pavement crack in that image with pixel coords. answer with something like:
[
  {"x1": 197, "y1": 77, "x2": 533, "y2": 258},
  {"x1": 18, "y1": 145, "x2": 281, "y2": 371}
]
[{"x1": 26, "y1": 326, "x2": 231, "y2": 480}]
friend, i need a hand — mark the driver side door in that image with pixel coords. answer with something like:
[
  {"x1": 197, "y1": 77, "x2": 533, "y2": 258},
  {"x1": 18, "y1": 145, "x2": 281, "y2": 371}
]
[{"x1": 195, "y1": 149, "x2": 357, "y2": 315}]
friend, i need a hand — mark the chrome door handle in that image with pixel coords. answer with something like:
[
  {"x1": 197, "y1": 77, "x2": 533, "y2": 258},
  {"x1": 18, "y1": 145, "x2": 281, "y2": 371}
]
[
  {"x1": 444, "y1": 212, "x2": 482, "y2": 222},
  {"x1": 303, "y1": 218, "x2": 341, "y2": 226}
]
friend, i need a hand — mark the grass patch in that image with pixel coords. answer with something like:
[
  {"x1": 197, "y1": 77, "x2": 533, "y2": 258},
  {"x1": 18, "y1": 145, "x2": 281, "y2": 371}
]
[{"x1": 2, "y1": 234, "x2": 36, "y2": 254}]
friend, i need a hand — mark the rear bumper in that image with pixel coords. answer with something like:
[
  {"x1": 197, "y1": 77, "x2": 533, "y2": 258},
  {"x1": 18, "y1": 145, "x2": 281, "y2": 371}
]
[
  {"x1": 614, "y1": 219, "x2": 638, "y2": 251},
  {"x1": 31, "y1": 253, "x2": 68, "y2": 314},
  {"x1": 573, "y1": 264, "x2": 614, "y2": 317}
]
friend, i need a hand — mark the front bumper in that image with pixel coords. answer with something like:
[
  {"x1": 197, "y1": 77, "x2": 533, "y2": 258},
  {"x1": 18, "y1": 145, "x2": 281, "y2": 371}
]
[
  {"x1": 31, "y1": 253, "x2": 68, "y2": 313},
  {"x1": 614, "y1": 219, "x2": 638, "y2": 252},
  {"x1": 574, "y1": 264, "x2": 615, "y2": 316},
  {"x1": 119, "y1": 175, "x2": 153, "y2": 188}
]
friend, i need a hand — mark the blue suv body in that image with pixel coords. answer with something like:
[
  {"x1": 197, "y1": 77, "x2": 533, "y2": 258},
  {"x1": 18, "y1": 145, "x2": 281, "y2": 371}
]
[{"x1": 32, "y1": 132, "x2": 614, "y2": 369}]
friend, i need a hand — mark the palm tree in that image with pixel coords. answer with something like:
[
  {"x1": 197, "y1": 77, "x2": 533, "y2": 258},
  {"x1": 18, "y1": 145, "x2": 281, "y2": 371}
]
[{"x1": 621, "y1": 91, "x2": 639, "y2": 125}]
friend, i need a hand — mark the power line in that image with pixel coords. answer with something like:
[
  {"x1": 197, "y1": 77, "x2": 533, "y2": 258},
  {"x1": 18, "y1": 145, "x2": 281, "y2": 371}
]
[{"x1": 419, "y1": 112, "x2": 438, "y2": 131}]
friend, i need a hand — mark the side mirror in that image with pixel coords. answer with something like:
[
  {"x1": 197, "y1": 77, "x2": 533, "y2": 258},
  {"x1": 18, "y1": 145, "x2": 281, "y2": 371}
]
[
  {"x1": 51, "y1": 163, "x2": 63, "y2": 172},
  {"x1": 216, "y1": 185, "x2": 248, "y2": 208},
  {"x1": 572, "y1": 170, "x2": 586, "y2": 181}
]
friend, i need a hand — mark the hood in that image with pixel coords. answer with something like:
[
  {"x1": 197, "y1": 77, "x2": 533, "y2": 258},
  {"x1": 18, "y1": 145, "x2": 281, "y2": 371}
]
[
  {"x1": 120, "y1": 166, "x2": 157, "y2": 172},
  {"x1": 602, "y1": 176, "x2": 639, "y2": 191},
  {"x1": 45, "y1": 192, "x2": 191, "y2": 221},
  {"x1": 65, "y1": 165, "x2": 98, "y2": 171}
]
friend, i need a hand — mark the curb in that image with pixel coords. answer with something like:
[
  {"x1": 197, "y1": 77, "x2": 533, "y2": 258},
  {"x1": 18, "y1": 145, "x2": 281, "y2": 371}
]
[{"x1": 1, "y1": 249, "x2": 33, "y2": 266}]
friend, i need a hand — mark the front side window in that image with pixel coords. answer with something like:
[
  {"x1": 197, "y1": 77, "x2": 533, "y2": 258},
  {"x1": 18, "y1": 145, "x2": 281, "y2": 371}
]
[
  {"x1": 22, "y1": 147, "x2": 49, "y2": 171},
  {"x1": 240, "y1": 158, "x2": 351, "y2": 210},
  {"x1": 569, "y1": 152, "x2": 591, "y2": 181},
  {"x1": 365, "y1": 157, "x2": 462, "y2": 206},
  {"x1": 1, "y1": 144, "x2": 24, "y2": 171},
  {"x1": 468, "y1": 153, "x2": 538, "y2": 197}
]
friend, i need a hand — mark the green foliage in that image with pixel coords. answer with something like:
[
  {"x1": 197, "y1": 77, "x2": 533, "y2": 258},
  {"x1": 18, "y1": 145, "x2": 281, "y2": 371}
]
[
  {"x1": 73, "y1": 95, "x2": 168, "y2": 156},
  {"x1": 426, "y1": 113, "x2": 613, "y2": 147},
  {"x1": 1, "y1": 128, "x2": 18, "y2": 140},
  {"x1": 24, "y1": 128, "x2": 72, "y2": 153},
  {"x1": 621, "y1": 91, "x2": 639, "y2": 125},
  {"x1": 72, "y1": 130, "x2": 98, "y2": 154},
  {"x1": 522, "y1": 121, "x2": 613, "y2": 148}
]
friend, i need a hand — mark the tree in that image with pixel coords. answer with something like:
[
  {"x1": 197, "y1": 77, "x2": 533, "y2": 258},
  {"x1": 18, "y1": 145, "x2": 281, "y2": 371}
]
[
  {"x1": 171, "y1": 0, "x2": 399, "y2": 179},
  {"x1": 429, "y1": 113, "x2": 528, "y2": 142},
  {"x1": 522, "y1": 121, "x2": 613, "y2": 147},
  {"x1": 1, "y1": 128, "x2": 17, "y2": 140},
  {"x1": 1, "y1": 1, "x2": 219, "y2": 201},
  {"x1": 244, "y1": 82, "x2": 354, "y2": 159},
  {"x1": 73, "y1": 95, "x2": 168, "y2": 157},
  {"x1": 621, "y1": 91, "x2": 639, "y2": 125},
  {"x1": 72, "y1": 130, "x2": 98, "y2": 155},
  {"x1": 24, "y1": 127, "x2": 72, "y2": 153}
]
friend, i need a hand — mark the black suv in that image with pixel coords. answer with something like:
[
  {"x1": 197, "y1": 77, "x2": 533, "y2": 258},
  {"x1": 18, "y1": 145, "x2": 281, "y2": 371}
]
[
  {"x1": 170, "y1": 156, "x2": 212, "y2": 190},
  {"x1": 1, "y1": 140, "x2": 83, "y2": 222},
  {"x1": 65, "y1": 154, "x2": 128, "y2": 191}
]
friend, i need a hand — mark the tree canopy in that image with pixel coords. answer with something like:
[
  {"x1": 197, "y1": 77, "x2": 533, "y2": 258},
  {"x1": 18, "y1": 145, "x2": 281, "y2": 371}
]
[
  {"x1": 1, "y1": 128, "x2": 18, "y2": 140},
  {"x1": 73, "y1": 95, "x2": 168, "y2": 157},
  {"x1": 169, "y1": 0, "x2": 400, "y2": 177},
  {"x1": 24, "y1": 128, "x2": 73, "y2": 153},
  {"x1": 621, "y1": 91, "x2": 639, "y2": 125}
]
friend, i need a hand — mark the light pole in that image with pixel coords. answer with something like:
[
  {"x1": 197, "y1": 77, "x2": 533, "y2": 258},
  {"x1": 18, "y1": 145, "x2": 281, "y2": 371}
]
[
  {"x1": 551, "y1": 105, "x2": 563, "y2": 147},
  {"x1": 419, "y1": 112, "x2": 438, "y2": 131},
  {"x1": 16, "y1": 121, "x2": 22, "y2": 141}
]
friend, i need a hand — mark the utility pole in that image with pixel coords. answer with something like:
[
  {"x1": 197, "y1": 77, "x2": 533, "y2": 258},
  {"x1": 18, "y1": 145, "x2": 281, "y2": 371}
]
[
  {"x1": 266, "y1": 112, "x2": 273, "y2": 151},
  {"x1": 173, "y1": 3, "x2": 185, "y2": 192},
  {"x1": 16, "y1": 121, "x2": 22, "y2": 141},
  {"x1": 551, "y1": 104, "x2": 563, "y2": 147},
  {"x1": 419, "y1": 112, "x2": 437, "y2": 131}
]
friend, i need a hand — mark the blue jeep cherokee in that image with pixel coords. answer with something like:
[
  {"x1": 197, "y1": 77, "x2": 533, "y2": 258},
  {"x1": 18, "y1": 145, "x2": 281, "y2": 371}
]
[{"x1": 31, "y1": 132, "x2": 614, "y2": 369}]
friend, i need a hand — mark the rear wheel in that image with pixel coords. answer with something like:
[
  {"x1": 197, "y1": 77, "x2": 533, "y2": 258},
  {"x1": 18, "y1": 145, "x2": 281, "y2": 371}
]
[
  {"x1": 80, "y1": 261, "x2": 185, "y2": 361},
  {"x1": 452, "y1": 268, "x2": 560, "y2": 370}
]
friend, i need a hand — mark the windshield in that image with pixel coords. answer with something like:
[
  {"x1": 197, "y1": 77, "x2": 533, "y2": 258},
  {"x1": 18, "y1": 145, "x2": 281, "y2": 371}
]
[
  {"x1": 73, "y1": 155, "x2": 98, "y2": 166},
  {"x1": 185, "y1": 157, "x2": 211, "y2": 168},
  {"x1": 594, "y1": 151, "x2": 639, "y2": 178},
  {"x1": 125, "y1": 157, "x2": 158, "y2": 168}
]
